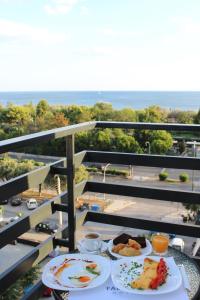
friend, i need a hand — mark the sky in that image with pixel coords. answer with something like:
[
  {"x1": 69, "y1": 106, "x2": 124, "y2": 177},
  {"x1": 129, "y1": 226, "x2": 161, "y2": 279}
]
[{"x1": 0, "y1": 0, "x2": 200, "y2": 91}]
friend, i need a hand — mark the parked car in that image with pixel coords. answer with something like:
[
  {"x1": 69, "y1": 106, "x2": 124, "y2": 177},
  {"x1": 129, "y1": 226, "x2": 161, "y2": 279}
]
[
  {"x1": 26, "y1": 198, "x2": 38, "y2": 210},
  {"x1": 0, "y1": 198, "x2": 8, "y2": 205},
  {"x1": 4, "y1": 216, "x2": 20, "y2": 224},
  {"x1": 35, "y1": 222, "x2": 58, "y2": 234},
  {"x1": 170, "y1": 237, "x2": 185, "y2": 252},
  {"x1": 10, "y1": 196, "x2": 22, "y2": 206},
  {"x1": 78, "y1": 202, "x2": 89, "y2": 211}
]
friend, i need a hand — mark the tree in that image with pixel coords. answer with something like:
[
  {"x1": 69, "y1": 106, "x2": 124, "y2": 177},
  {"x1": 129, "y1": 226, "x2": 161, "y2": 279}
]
[
  {"x1": 2, "y1": 105, "x2": 32, "y2": 126},
  {"x1": 61, "y1": 105, "x2": 92, "y2": 124},
  {"x1": 36, "y1": 99, "x2": 49, "y2": 117},
  {"x1": 176, "y1": 111, "x2": 195, "y2": 124},
  {"x1": 113, "y1": 108, "x2": 137, "y2": 122},
  {"x1": 194, "y1": 109, "x2": 200, "y2": 124},
  {"x1": 148, "y1": 130, "x2": 173, "y2": 154},
  {"x1": 137, "y1": 106, "x2": 167, "y2": 123},
  {"x1": 93, "y1": 102, "x2": 114, "y2": 121}
]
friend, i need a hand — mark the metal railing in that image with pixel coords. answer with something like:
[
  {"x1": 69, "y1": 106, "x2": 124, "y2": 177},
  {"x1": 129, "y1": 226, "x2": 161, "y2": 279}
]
[{"x1": 0, "y1": 121, "x2": 200, "y2": 299}]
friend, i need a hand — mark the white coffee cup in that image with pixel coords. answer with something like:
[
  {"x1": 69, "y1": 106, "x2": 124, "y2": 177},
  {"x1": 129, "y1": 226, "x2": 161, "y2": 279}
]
[{"x1": 83, "y1": 232, "x2": 102, "y2": 251}]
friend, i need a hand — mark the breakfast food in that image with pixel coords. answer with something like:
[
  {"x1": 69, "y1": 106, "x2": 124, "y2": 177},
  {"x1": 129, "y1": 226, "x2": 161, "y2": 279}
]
[
  {"x1": 50, "y1": 258, "x2": 101, "y2": 288},
  {"x1": 69, "y1": 273, "x2": 92, "y2": 287},
  {"x1": 112, "y1": 238, "x2": 142, "y2": 256},
  {"x1": 113, "y1": 233, "x2": 146, "y2": 248},
  {"x1": 131, "y1": 258, "x2": 168, "y2": 290},
  {"x1": 85, "y1": 263, "x2": 100, "y2": 275}
]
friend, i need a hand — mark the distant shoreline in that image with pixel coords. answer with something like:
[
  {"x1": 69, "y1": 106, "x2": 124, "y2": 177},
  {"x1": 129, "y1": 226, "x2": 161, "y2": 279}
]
[{"x1": 0, "y1": 91, "x2": 199, "y2": 110}]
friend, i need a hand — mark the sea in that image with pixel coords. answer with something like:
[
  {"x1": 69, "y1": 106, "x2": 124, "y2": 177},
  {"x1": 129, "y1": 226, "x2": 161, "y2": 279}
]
[{"x1": 0, "y1": 91, "x2": 200, "y2": 110}]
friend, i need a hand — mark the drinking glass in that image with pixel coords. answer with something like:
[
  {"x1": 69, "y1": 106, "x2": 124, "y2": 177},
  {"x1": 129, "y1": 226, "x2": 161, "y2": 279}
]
[{"x1": 152, "y1": 233, "x2": 169, "y2": 255}]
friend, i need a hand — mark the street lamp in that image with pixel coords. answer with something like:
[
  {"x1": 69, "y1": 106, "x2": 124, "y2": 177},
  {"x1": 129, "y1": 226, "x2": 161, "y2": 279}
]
[
  {"x1": 103, "y1": 163, "x2": 111, "y2": 183},
  {"x1": 102, "y1": 163, "x2": 111, "y2": 200},
  {"x1": 145, "y1": 141, "x2": 151, "y2": 154}
]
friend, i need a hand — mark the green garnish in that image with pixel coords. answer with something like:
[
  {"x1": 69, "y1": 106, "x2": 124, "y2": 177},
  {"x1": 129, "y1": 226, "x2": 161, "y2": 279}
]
[{"x1": 86, "y1": 267, "x2": 100, "y2": 276}]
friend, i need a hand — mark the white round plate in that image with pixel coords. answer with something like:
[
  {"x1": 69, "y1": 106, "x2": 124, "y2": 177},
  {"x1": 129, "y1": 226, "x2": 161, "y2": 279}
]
[
  {"x1": 77, "y1": 240, "x2": 108, "y2": 254},
  {"x1": 111, "y1": 256, "x2": 182, "y2": 295},
  {"x1": 42, "y1": 253, "x2": 111, "y2": 291},
  {"x1": 107, "y1": 238, "x2": 152, "y2": 259}
]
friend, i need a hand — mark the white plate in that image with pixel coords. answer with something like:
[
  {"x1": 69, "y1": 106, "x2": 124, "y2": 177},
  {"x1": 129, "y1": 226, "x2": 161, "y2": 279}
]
[
  {"x1": 108, "y1": 238, "x2": 152, "y2": 259},
  {"x1": 77, "y1": 240, "x2": 108, "y2": 254},
  {"x1": 111, "y1": 256, "x2": 182, "y2": 295},
  {"x1": 42, "y1": 253, "x2": 111, "y2": 291}
]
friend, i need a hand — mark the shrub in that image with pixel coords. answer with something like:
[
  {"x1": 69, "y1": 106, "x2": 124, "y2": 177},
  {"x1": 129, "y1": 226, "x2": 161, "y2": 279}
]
[
  {"x1": 159, "y1": 172, "x2": 168, "y2": 181},
  {"x1": 86, "y1": 167, "x2": 98, "y2": 173},
  {"x1": 179, "y1": 172, "x2": 189, "y2": 182},
  {"x1": 105, "y1": 169, "x2": 128, "y2": 177}
]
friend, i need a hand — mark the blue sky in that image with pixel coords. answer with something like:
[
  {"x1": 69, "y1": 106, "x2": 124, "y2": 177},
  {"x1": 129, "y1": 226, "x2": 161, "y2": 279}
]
[{"x1": 0, "y1": 0, "x2": 200, "y2": 91}]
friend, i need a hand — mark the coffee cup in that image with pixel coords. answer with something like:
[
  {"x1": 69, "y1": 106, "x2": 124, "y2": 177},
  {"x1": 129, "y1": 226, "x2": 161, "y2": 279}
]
[{"x1": 82, "y1": 232, "x2": 102, "y2": 251}]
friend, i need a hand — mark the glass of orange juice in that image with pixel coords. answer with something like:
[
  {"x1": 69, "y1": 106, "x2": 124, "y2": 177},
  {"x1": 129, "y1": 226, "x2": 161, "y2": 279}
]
[{"x1": 151, "y1": 233, "x2": 169, "y2": 255}]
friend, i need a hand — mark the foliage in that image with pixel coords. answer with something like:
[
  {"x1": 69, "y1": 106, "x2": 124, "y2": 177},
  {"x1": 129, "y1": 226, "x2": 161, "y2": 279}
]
[
  {"x1": 168, "y1": 110, "x2": 195, "y2": 124},
  {"x1": 104, "y1": 168, "x2": 128, "y2": 177},
  {"x1": 0, "y1": 100, "x2": 198, "y2": 157},
  {"x1": 92, "y1": 102, "x2": 114, "y2": 121},
  {"x1": 149, "y1": 130, "x2": 173, "y2": 154},
  {"x1": 20, "y1": 265, "x2": 40, "y2": 289},
  {"x1": 179, "y1": 172, "x2": 189, "y2": 182},
  {"x1": 0, "y1": 266, "x2": 40, "y2": 300},
  {"x1": 177, "y1": 140, "x2": 186, "y2": 154},
  {"x1": 36, "y1": 99, "x2": 49, "y2": 117},
  {"x1": 183, "y1": 203, "x2": 200, "y2": 213},
  {"x1": 159, "y1": 172, "x2": 168, "y2": 181},
  {"x1": 86, "y1": 167, "x2": 98, "y2": 172},
  {"x1": 0, "y1": 156, "x2": 44, "y2": 181},
  {"x1": 137, "y1": 106, "x2": 167, "y2": 123},
  {"x1": 76, "y1": 128, "x2": 142, "y2": 153},
  {"x1": 0, "y1": 281, "x2": 23, "y2": 300},
  {"x1": 194, "y1": 109, "x2": 200, "y2": 124},
  {"x1": 1, "y1": 105, "x2": 32, "y2": 126},
  {"x1": 75, "y1": 165, "x2": 89, "y2": 184}
]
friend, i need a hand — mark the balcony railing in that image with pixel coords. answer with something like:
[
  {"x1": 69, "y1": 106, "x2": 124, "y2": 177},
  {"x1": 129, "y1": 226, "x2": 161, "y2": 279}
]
[{"x1": 0, "y1": 121, "x2": 200, "y2": 299}]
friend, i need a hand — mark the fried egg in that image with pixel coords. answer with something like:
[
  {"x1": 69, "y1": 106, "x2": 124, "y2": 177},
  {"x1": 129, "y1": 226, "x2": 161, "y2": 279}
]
[{"x1": 68, "y1": 273, "x2": 92, "y2": 287}]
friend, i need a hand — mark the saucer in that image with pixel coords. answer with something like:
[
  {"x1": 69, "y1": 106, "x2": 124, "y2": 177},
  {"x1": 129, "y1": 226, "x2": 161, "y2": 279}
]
[{"x1": 77, "y1": 239, "x2": 108, "y2": 254}]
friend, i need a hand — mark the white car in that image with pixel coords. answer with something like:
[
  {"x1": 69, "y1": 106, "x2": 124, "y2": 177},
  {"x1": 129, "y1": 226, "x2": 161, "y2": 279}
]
[
  {"x1": 170, "y1": 237, "x2": 185, "y2": 252},
  {"x1": 26, "y1": 198, "x2": 38, "y2": 210}
]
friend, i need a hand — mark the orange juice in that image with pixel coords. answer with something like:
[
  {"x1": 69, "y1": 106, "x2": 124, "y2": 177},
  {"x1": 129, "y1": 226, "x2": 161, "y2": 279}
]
[{"x1": 152, "y1": 234, "x2": 169, "y2": 255}]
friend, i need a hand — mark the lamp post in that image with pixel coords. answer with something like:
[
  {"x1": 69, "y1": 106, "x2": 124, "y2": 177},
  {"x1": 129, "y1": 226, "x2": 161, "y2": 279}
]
[
  {"x1": 103, "y1": 163, "x2": 111, "y2": 200},
  {"x1": 103, "y1": 163, "x2": 111, "y2": 183},
  {"x1": 145, "y1": 141, "x2": 151, "y2": 154}
]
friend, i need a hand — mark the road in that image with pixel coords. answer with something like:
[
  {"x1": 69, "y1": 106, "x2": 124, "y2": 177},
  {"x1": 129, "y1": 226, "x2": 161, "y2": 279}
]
[
  {"x1": 92, "y1": 166, "x2": 200, "y2": 192},
  {"x1": 1, "y1": 164, "x2": 199, "y2": 256}
]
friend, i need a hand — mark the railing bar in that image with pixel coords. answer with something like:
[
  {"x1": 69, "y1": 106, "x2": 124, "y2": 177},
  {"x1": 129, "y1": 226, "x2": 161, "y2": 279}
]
[
  {"x1": 85, "y1": 212, "x2": 200, "y2": 238},
  {"x1": 86, "y1": 151, "x2": 200, "y2": 170},
  {"x1": 0, "y1": 191, "x2": 67, "y2": 249},
  {"x1": 50, "y1": 151, "x2": 87, "y2": 175},
  {"x1": 0, "y1": 226, "x2": 68, "y2": 294},
  {"x1": 0, "y1": 122, "x2": 96, "y2": 154},
  {"x1": 0, "y1": 158, "x2": 65, "y2": 201},
  {"x1": 96, "y1": 121, "x2": 200, "y2": 131},
  {"x1": 86, "y1": 181, "x2": 200, "y2": 205}
]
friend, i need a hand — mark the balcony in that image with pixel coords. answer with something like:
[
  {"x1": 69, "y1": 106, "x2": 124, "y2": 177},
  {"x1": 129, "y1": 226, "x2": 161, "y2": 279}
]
[{"x1": 0, "y1": 121, "x2": 200, "y2": 299}]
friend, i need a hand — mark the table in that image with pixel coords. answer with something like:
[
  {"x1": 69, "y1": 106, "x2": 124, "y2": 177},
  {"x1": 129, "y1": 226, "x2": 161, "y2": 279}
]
[{"x1": 51, "y1": 246, "x2": 200, "y2": 300}]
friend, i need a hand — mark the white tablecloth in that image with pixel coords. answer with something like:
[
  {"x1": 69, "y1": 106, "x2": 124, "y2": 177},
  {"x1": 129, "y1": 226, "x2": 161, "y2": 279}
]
[{"x1": 68, "y1": 277, "x2": 189, "y2": 300}]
